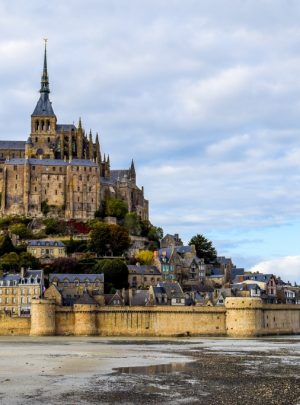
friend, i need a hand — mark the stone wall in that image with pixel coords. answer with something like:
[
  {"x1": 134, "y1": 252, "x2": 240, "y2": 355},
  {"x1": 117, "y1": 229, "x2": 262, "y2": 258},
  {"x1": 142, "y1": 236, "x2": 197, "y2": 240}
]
[
  {"x1": 0, "y1": 315, "x2": 30, "y2": 335},
  {"x1": 0, "y1": 298, "x2": 299, "y2": 337}
]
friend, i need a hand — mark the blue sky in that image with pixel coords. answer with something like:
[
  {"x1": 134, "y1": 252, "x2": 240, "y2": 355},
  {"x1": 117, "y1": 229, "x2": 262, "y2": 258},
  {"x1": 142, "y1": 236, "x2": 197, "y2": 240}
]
[{"x1": 0, "y1": 0, "x2": 300, "y2": 282}]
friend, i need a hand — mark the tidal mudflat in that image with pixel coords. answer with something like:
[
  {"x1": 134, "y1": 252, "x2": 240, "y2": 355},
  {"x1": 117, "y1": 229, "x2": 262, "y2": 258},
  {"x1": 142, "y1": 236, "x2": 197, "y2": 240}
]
[{"x1": 0, "y1": 336, "x2": 299, "y2": 404}]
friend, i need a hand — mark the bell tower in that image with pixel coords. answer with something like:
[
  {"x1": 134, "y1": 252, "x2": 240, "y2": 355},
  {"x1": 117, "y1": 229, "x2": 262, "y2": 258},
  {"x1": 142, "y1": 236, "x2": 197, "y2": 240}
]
[{"x1": 30, "y1": 39, "x2": 57, "y2": 158}]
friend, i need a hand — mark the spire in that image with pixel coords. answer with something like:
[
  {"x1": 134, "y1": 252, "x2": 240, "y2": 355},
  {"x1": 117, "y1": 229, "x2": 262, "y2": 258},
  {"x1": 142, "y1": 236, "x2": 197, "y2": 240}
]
[
  {"x1": 130, "y1": 158, "x2": 135, "y2": 172},
  {"x1": 78, "y1": 117, "x2": 82, "y2": 130},
  {"x1": 40, "y1": 39, "x2": 50, "y2": 94},
  {"x1": 32, "y1": 39, "x2": 55, "y2": 117}
]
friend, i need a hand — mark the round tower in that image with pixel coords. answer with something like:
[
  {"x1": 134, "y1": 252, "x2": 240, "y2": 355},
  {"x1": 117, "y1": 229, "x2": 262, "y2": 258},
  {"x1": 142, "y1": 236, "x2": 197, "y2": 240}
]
[
  {"x1": 73, "y1": 304, "x2": 98, "y2": 336},
  {"x1": 30, "y1": 299, "x2": 56, "y2": 336},
  {"x1": 225, "y1": 297, "x2": 263, "y2": 337}
]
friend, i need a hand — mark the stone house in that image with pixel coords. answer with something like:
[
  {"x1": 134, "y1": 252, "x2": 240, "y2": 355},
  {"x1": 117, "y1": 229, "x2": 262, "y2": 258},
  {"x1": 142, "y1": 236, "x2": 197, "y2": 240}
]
[
  {"x1": 149, "y1": 281, "x2": 185, "y2": 306},
  {"x1": 104, "y1": 291, "x2": 124, "y2": 306},
  {"x1": 0, "y1": 269, "x2": 44, "y2": 316},
  {"x1": 48, "y1": 273, "x2": 104, "y2": 305},
  {"x1": 160, "y1": 233, "x2": 183, "y2": 248},
  {"x1": 127, "y1": 265, "x2": 161, "y2": 288},
  {"x1": 27, "y1": 240, "x2": 66, "y2": 261}
]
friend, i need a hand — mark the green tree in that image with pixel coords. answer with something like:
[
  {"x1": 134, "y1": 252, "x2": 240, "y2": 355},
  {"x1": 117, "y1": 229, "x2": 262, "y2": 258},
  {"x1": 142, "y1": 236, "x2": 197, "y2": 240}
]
[
  {"x1": 9, "y1": 223, "x2": 32, "y2": 239},
  {"x1": 105, "y1": 198, "x2": 128, "y2": 220},
  {"x1": 0, "y1": 252, "x2": 20, "y2": 271},
  {"x1": 94, "y1": 259, "x2": 128, "y2": 293},
  {"x1": 49, "y1": 257, "x2": 79, "y2": 273},
  {"x1": 88, "y1": 222, "x2": 111, "y2": 256},
  {"x1": 19, "y1": 252, "x2": 40, "y2": 269},
  {"x1": 88, "y1": 222, "x2": 130, "y2": 257},
  {"x1": 0, "y1": 235, "x2": 15, "y2": 256},
  {"x1": 109, "y1": 224, "x2": 130, "y2": 256},
  {"x1": 189, "y1": 234, "x2": 217, "y2": 264},
  {"x1": 124, "y1": 212, "x2": 141, "y2": 235}
]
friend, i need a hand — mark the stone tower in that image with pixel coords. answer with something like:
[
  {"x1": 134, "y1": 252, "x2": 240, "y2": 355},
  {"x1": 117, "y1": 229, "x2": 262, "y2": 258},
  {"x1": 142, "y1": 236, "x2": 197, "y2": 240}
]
[{"x1": 30, "y1": 40, "x2": 57, "y2": 159}]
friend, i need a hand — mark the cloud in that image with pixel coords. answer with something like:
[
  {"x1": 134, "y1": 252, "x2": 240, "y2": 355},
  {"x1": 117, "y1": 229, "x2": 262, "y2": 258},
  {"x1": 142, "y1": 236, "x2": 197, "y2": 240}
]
[
  {"x1": 0, "y1": 1, "x2": 300, "y2": 264},
  {"x1": 249, "y1": 256, "x2": 300, "y2": 284}
]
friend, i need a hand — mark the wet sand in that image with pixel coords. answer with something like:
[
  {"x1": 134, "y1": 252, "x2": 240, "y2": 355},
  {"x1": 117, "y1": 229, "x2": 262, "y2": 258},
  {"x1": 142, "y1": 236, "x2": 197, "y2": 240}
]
[{"x1": 0, "y1": 336, "x2": 299, "y2": 404}]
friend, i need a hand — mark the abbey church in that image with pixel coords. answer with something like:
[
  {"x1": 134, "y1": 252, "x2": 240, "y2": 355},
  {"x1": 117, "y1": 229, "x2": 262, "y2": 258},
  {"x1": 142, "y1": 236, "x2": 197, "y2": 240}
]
[{"x1": 0, "y1": 44, "x2": 148, "y2": 220}]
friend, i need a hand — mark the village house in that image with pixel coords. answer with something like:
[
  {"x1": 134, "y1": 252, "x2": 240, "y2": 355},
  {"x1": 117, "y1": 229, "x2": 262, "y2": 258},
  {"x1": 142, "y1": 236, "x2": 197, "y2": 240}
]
[
  {"x1": 160, "y1": 233, "x2": 183, "y2": 248},
  {"x1": 47, "y1": 273, "x2": 104, "y2": 305},
  {"x1": 127, "y1": 264, "x2": 161, "y2": 288},
  {"x1": 0, "y1": 269, "x2": 44, "y2": 316},
  {"x1": 149, "y1": 281, "x2": 185, "y2": 306},
  {"x1": 27, "y1": 240, "x2": 67, "y2": 262}
]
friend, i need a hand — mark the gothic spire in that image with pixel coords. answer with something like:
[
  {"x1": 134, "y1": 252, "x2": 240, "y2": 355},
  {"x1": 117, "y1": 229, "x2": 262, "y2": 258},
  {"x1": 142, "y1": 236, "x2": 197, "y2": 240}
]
[
  {"x1": 130, "y1": 158, "x2": 135, "y2": 172},
  {"x1": 32, "y1": 40, "x2": 55, "y2": 117},
  {"x1": 40, "y1": 39, "x2": 50, "y2": 94}
]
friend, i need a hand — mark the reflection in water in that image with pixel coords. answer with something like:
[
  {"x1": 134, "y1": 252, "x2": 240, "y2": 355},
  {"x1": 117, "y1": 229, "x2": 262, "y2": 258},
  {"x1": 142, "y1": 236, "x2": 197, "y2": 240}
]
[{"x1": 116, "y1": 362, "x2": 188, "y2": 375}]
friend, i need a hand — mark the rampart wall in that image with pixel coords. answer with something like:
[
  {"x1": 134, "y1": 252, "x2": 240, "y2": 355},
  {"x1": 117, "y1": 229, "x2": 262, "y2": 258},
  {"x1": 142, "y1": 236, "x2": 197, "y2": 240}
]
[{"x1": 0, "y1": 298, "x2": 299, "y2": 337}]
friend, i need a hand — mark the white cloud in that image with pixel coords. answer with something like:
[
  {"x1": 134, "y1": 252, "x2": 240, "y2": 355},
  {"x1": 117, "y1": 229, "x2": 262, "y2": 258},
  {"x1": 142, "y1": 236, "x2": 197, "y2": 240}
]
[
  {"x1": 0, "y1": 1, "x2": 300, "y2": 263},
  {"x1": 249, "y1": 256, "x2": 300, "y2": 284}
]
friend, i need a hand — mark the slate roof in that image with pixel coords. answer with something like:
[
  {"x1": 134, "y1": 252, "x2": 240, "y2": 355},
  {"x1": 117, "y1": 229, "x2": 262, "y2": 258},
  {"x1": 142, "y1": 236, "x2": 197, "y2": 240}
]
[
  {"x1": 110, "y1": 169, "x2": 131, "y2": 183},
  {"x1": 56, "y1": 124, "x2": 76, "y2": 132},
  {"x1": 130, "y1": 290, "x2": 150, "y2": 306},
  {"x1": 0, "y1": 141, "x2": 25, "y2": 150},
  {"x1": 74, "y1": 292, "x2": 98, "y2": 305},
  {"x1": 210, "y1": 268, "x2": 224, "y2": 276},
  {"x1": 28, "y1": 240, "x2": 65, "y2": 247},
  {"x1": 0, "y1": 270, "x2": 43, "y2": 286},
  {"x1": 49, "y1": 273, "x2": 104, "y2": 283},
  {"x1": 230, "y1": 267, "x2": 245, "y2": 281},
  {"x1": 246, "y1": 273, "x2": 273, "y2": 283},
  {"x1": 157, "y1": 281, "x2": 184, "y2": 298},
  {"x1": 175, "y1": 246, "x2": 193, "y2": 255},
  {"x1": 127, "y1": 265, "x2": 161, "y2": 275},
  {"x1": 104, "y1": 292, "x2": 124, "y2": 305},
  {"x1": 158, "y1": 246, "x2": 192, "y2": 261},
  {"x1": 217, "y1": 256, "x2": 232, "y2": 266},
  {"x1": 5, "y1": 158, "x2": 98, "y2": 167},
  {"x1": 32, "y1": 93, "x2": 55, "y2": 116}
]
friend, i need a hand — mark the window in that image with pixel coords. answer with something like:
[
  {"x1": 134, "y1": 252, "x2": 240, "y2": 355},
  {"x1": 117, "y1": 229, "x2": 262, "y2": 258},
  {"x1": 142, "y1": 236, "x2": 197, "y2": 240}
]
[
  {"x1": 14, "y1": 165, "x2": 17, "y2": 170},
  {"x1": 53, "y1": 167, "x2": 56, "y2": 171},
  {"x1": 5, "y1": 298, "x2": 9, "y2": 304},
  {"x1": 15, "y1": 174, "x2": 18, "y2": 180},
  {"x1": 32, "y1": 166, "x2": 35, "y2": 171},
  {"x1": 5, "y1": 289, "x2": 9, "y2": 294},
  {"x1": 12, "y1": 298, "x2": 16, "y2": 304},
  {"x1": 0, "y1": 289, "x2": 2, "y2": 295}
]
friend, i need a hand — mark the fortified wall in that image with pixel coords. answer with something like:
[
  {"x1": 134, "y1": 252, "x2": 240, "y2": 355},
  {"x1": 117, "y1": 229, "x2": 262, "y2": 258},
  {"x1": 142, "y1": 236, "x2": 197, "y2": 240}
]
[{"x1": 0, "y1": 298, "x2": 300, "y2": 337}]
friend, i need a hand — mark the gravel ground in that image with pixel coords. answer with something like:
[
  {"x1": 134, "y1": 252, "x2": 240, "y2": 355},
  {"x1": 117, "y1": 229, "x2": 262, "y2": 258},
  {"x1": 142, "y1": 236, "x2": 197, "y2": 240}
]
[{"x1": 0, "y1": 337, "x2": 299, "y2": 404}]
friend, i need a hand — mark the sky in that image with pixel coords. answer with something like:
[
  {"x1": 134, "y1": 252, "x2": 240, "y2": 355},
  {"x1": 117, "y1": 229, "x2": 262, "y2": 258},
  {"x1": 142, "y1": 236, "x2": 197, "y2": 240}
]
[{"x1": 0, "y1": 0, "x2": 299, "y2": 282}]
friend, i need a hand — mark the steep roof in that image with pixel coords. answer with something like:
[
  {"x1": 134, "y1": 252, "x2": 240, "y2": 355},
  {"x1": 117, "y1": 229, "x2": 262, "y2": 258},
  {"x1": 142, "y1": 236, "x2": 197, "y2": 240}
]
[
  {"x1": 56, "y1": 124, "x2": 76, "y2": 132},
  {"x1": 127, "y1": 265, "x2": 161, "y2": 275},
  {"x1": 0, "y1": 141, "x2": 25, "y2": 150},
  {"x1": 75, "y1": 292, "x2": 98, "y2": 305},
  {"x1": 5, "y1": 158, "x2": 98, "y2": 167},
  {"x1": 28, "y1": 240, "x2": 65, "y2": 247},
  {"x1": 32, "y1": 93, "x2": 55, "y2": 116},
  {"x1": 49, "y1": 273, "x2": 104, "y2": 283}
]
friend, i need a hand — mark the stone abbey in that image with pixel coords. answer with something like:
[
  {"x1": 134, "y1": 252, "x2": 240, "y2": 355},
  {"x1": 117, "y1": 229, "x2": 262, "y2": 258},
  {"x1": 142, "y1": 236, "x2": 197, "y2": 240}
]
[{"x1": 0, "y1": 43, "x2": 148, "y2": 220}]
